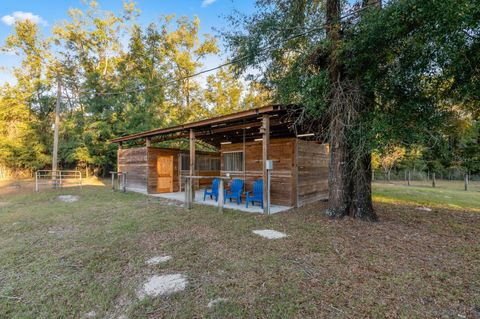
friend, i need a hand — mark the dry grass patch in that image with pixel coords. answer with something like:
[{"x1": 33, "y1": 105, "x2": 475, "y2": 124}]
[{"x1": 0, "y1": 185, "x2": 479, "y2": 318}]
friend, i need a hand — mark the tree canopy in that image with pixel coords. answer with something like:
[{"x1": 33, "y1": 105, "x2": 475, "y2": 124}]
[
  {"x1": 223, "y1": 0, "x2": 479, "y2": 219},
  {"x1": 0, "y1": 1, "x2": 268, "y2": 177}
]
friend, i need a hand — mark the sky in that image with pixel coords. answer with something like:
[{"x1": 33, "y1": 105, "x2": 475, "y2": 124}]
[{"x1": 0, "y1": 0, "x2": 257, "y2": 85}]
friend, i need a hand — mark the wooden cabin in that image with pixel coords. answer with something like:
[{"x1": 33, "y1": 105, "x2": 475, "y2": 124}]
[
  {"x1": 117, "y1": 147, "x2": 220, "y2": 194},
  {"x1": 112, "y1": 105, "x2": 329, "y2": 209},
  {"x1": 220, "y1": 138, "x2": 328, "y2": 206}
]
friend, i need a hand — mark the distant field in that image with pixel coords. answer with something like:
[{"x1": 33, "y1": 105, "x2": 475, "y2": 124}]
[{"x1": 373, "y1": 180, "x2": 480, "y2": 211}]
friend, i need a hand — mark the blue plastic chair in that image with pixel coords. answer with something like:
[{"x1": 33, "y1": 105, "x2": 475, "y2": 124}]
[
  {"x1": 246, "y1": 179, "x2": 264, "y2": 208},
  {"x1": 224, "y1": 179, "x2": 244, "y2": 205},
  {"x1": 203, "y1": 178, "x2": 219, "y2": 201}
]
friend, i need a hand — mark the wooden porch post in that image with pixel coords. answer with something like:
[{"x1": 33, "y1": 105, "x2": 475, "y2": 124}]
[
  {"x1": 262, "y1": 115, "x2": 270, "y2": 214},
  {"x1": 117, "y1": 142, "x2": 122, "y2": 183},
  {"x1": 189, "y1": 129, "x2": 195, "y2": 202},
  {"x1": 218, "y1": 179, "x2": 224, "y2": 213},
  {"x1": 145, "y1": 137, "x2": 151, "y2": 147},
  {"x1": 184, "y1": 177, "x2": 191, "y2": 209}
]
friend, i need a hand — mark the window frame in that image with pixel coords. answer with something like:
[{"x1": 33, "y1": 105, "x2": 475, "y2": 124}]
[
  {"x1": 222, "y1": 151, "x2": 244, "y2": 173},
  {"x1": 180, "y1": 154, "x2": 221, "y2": 171}
]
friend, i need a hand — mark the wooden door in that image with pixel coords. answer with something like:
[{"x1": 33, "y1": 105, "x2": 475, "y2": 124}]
[{"x1": 156, "y1": 155, "x2": 173, "y2": 192}]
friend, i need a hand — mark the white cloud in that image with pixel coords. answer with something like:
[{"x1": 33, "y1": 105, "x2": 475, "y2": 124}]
[
  {"x1": 1, "y1": 11, "x2": 47, "y2": 26},
  {"x1": 201, "y1": 0, "x2": 217, "y2": 8}
]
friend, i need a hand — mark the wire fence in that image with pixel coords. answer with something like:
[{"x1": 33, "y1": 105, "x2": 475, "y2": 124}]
[
  {"x1": 372, "y1": 170, "x2": 478, "y2": 182},
  {"x1": 372, "y1": 169, "x2": 479, "y2": 191}
]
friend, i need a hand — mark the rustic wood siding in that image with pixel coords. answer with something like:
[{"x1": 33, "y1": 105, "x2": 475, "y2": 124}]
[
  {"x1": 296, "y1": 140, "x2": 329, "y2": 206},
  {"x1": 118, "y1": 147, "x2": 148, "y2": 192},
  {"x1": 147, "y1": 148, "x2": 180, "y2": 193},
  {"x1": 118, "y1": 146, "x2": 222, "y2": 194},
  {"x1": 221, "y1": 138, "x2": 296, "y2": 207}
]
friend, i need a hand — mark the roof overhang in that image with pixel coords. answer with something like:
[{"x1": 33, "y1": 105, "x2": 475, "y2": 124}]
[{"x1": 110, "y1": 104, "x2": 310, "y2": 147}]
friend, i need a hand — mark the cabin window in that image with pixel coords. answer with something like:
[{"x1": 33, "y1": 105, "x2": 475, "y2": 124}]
[
  {"x1": 208, "y1": 158, "x2": 221, "y2": 171},
  {"x1": 181, "y1": 154, "x2": 220, "y2": 171},
  {"x1": 181, "y1": 155, "x2": 190, "y2": 171},
  {"x1": 223, "y1": 151, "x2": 244, "y2": 172}
]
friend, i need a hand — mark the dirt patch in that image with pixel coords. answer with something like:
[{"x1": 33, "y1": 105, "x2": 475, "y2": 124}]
[
  {"x1": 57, "y1": 195, "x2": 80, "y2": 203},
  {"x1": 252, "y1": 229, "x2": 288, "y2": 239},
  {"x1": 137, "y1": 274, "x2": 187, "y2": 299}
]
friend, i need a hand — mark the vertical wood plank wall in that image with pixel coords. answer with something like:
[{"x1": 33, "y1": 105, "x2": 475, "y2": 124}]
[
  {"x1": 147, "y1": 148, "x2": 180, "y2": 193},
  {"x1": 296, "y1": 140, "x2": 330, "y2": 206},
  {"x1": 118, "y1": 141, "x2": 329, "y2": 205},
  {"x1": 118, "y1": 147, "x2": 220, "y2": 194},
  {"x1": 221, "y1": 138, "x2": 296, "y2": 207},
  {"x1": 117, "y1": 147, "x2": 148, "y2": 192}
]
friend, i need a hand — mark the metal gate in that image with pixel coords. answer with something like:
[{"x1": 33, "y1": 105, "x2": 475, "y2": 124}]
[{"x1": 35, "y1": 170, "x2": 82, "y2": 191}]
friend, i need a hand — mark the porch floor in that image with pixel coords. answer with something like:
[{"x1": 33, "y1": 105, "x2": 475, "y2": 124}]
[{"x1": 151, "y1": 190, "x2": 291, "y2": 214}]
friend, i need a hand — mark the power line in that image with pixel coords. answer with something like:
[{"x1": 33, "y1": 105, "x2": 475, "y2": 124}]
[
  {"x1": 60, "y1": 4, "x2": 376, "y2": 99},
  {"x1": 5, "y1": 4, "x2": 375, "y2": 104}
]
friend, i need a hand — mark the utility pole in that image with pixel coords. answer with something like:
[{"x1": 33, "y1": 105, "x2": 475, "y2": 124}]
[{"x1": 52, "y1": 76, "x2": 61, "y2": 186}]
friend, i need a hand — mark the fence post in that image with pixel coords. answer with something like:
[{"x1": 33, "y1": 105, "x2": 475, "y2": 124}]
[
  {"x1": 122, "y1": 173, "x2": 126, "y2": 193},
  {"x1": 184, "y1": 177, "x2": 192, "y2": 209},
  {"x1": 407, "y1": 170, "x2": 411, "y2": 186},
  {"x1": 111, "y1": 172, "x2": 115, "y2": 191},
  {"x1": 184, "y1": 177, "x2": 188, "y2": 207},
  {"x1": 464, "y1": 173, "x2": 468, "y2": 191},
  {"x1": 432, "y1": 172, "x2": 436, "y2": 187},
  {"x1": 80, "y1": 171, "x2": 83, "y2": 190}
]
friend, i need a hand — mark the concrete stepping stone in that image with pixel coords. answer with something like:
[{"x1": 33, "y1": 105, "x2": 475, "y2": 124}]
[
  {"x1": 252, "y1": 229, "x2": 287, "y2": 239},
  {"x1": 145, "y1": 255, "x2": 172, "y2": 265},
  {"x1": 137, "y1": 274, "x2": 187, "y2": 299}
]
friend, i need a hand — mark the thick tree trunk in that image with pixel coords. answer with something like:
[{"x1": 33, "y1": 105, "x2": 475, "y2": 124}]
[
  {"x1": 327, "y1": 110, "x2": 353, "y2": 218},
  {"x1": 348, "y1": 0, "x2": 381, "y2": 221},
  {"x1": 326, "y1": 0, "x2": 351, "y2": 218},
  {"x1": 351, "y1": 152, "x2": 377, "y2": 221},
  {"x1": 325, "y1": 0, "x2": 379, "y2": 221}
]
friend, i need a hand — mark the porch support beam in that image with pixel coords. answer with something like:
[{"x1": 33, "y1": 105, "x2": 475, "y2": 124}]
[
  {"x1": 145, "y1": 137, "x2": 151, "y2": 147},
  {"x1": 189, "y1": 129, "x2": 195, "y2": 202},
  {"x1": 262, "y1": 114, "x2": 270, "y2": 214}
]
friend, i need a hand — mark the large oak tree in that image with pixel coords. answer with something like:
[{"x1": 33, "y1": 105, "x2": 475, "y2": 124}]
[{"x1": 223, "y1": 0, "x2": 479, "y2": 221}]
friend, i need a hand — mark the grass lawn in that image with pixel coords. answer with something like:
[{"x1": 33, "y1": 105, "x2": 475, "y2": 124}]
[
  {"x1": 373, "y1": 180, "x2": 480, "y2": 212},
  {"x1": 0, "y1": 183, "x2": 479, "y2": 318}
]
